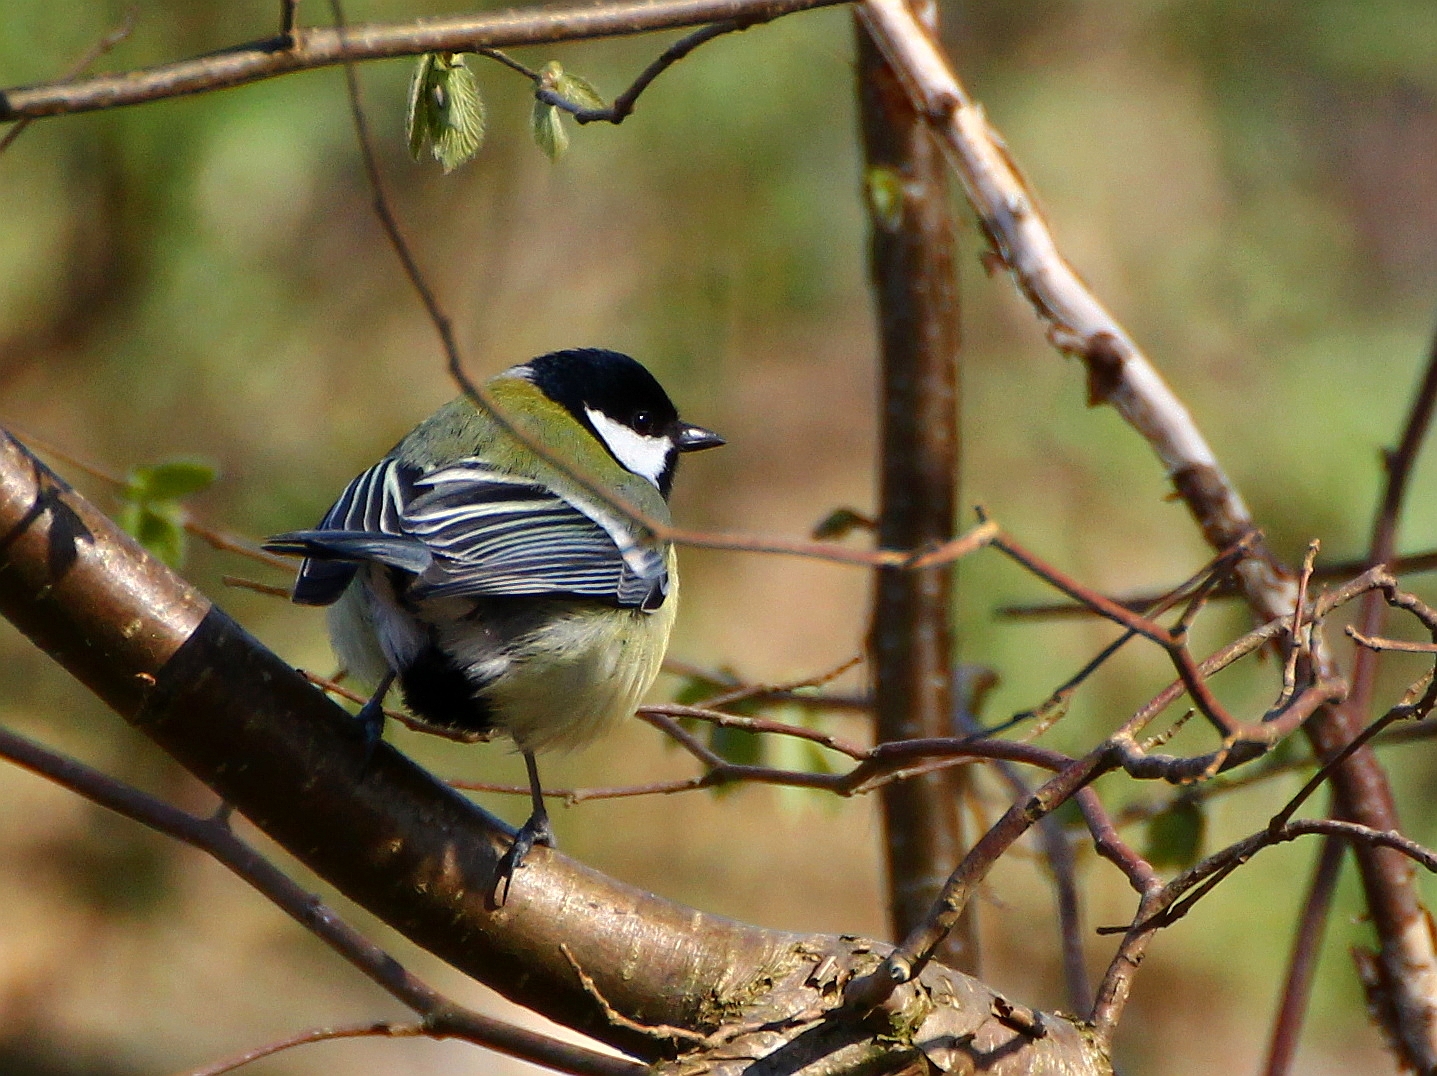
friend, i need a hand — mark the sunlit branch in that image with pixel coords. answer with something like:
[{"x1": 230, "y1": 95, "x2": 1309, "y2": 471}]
[{"x1": 0, "y1": 0, "x2": 847, "y2": 121}]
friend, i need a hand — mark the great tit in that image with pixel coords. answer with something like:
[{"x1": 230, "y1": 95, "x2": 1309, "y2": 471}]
[{"x1": 265, "y1": 348, "x2": 723, "y2": 878}]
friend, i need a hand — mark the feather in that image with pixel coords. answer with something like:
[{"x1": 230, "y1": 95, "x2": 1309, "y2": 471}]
[{"x1": 272, "y1": 456, "x2": 669, "y2": 611}]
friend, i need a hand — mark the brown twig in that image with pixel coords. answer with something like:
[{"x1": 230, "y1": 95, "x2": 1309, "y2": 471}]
[
  {"x1": 177, "y1": 1022, "x2": 425, "y2": 1076},
  {"x1": 953, "y1": 705, "x2": 1091, "y2": 1014},
  {"x1": 997, "y1": 547, "x2": 1437, "y2": 620},
  {"x1": 1263, "y1": 835, "x2": 1345, "y2": 1076},
  {"x1": 302, "y1": 668, "x2": 493, "y2": 743},
  {"x1": 10, "y1": 424, "x2": 292, "y2": 572},
  {"x1": 0, "y1": 7, "x2": 136, "y2": 154},
  {"x1": 492, "y1": 20, "x2": 747, "y2": 125}
]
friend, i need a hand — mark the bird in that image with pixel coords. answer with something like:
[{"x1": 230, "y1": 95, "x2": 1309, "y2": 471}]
[{"x1": 264, "y1": 348, "x2": 723, "y2": 884}]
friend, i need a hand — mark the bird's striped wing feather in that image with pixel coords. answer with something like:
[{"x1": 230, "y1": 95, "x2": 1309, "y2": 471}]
[
  {"x1": 407, "y1": 463, "x2": 667, "y2": 608},
  {"x1": 279, "y1": 457, "x2": 667, "y2": 610}
]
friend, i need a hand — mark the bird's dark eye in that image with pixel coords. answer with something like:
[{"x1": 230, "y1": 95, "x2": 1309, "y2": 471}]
[{"x1": 632, "y1": 410, "x2": 658, "y2": 435}]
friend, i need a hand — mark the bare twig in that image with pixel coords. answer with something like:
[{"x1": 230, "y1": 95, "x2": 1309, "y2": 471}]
[
  {"x1": 10, "y1": 424, "x2": 292, "y2": 572},
  {"x1": 954, "y1": 706, "x2": 1091, "y2": 1014},
  {"x1": 178, "y1": 1022, "x2": 424, "y2": 1076},
  {"x1": 492, "y1": 20, "x2": 747, "y2": 125},
  {"x1": 1264, "y1": 836, "x2": 1345, "y2": 1076},
  {"x1": 0, "y1": 7, "x2": 136, "y2": 154},
  {"x1": 997, "y1": 547, "x2": 1437, "y2": 620}
]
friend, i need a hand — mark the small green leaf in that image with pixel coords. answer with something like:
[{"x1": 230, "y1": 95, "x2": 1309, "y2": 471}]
[
  {"x1": 120, "y1": 502, "x2": 187, "y2": 568},
  {"x1": 812, "y1": 507, "x2": 876, "y2": 541},
  {"x1": 406, "y1": 53, "x2": 437, "y2": 161},
  {"x1": 554, "y1": 70, "x2": 605, "y2": 111},
  {"x1": 125, "y1": 459, "x2": 216, "y2": 503},
  {"x1": 866, "y1": 166, "x2": 905, "y2": 231},
  {"x1": 407, "y1": 52, "x2": 486, "y2": 172},
  {"x1": 1145, "y1": 798, "x2": 1205, "y2": 871},
  {"x1": 531, "y1": 100, "x2": 568, "y2": 161}
]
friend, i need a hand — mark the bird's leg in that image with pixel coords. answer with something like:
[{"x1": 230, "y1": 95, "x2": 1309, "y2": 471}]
[
  {"x1": 353, "y1": 670, "x2": 395, "y2": 767},
  {"x1": 494, "y1": 749, "x2": 555, "y2": 901}
]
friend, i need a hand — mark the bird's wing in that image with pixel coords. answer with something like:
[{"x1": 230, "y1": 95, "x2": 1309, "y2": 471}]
[
  {"x1": 266, "y1": 456, "x2": 668, "y2": 610},
  {"x1": 403, "y1": 459, "x2": 669, "y2": 609},
  {"x1": 266, "y1": 458, "x2": 429, "y2": 605}
]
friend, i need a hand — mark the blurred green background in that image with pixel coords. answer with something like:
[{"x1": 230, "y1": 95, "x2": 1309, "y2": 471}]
[{"x1": 4, "y1": 1, "x2": 1437, "y2": 1073}]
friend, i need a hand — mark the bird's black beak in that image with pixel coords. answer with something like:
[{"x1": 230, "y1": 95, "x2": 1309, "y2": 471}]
[{"x1": 675, "y1": 424, "x2": 725, "y2": 452}]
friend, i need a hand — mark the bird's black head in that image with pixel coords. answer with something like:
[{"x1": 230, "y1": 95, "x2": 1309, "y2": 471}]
[{"x1": 519, "y1": 348, "x2": 724, "y2": 497}]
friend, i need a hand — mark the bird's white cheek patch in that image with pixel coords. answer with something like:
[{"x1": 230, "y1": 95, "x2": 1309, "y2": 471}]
[{"x1": 586, "y1": 408, "x2": 673, "y2": 488}]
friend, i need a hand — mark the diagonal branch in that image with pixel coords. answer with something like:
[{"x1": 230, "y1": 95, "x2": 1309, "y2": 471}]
[{"x1": 855, "y1": 0, "x2": 1437, "y2": 1065}]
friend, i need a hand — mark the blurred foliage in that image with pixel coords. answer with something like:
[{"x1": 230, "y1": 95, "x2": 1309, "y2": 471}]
[
  {"x1": 1144, "y1": 796, "x2": 1206, "y2": 872},
  {"x1": 3, "y1": 1, "x2": 1437, "y2": 1074}
]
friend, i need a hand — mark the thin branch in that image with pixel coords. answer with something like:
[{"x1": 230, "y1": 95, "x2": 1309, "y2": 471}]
[
  {"x1": 954, "y1": 706, "x2": 1091, "y2": 1014},
  {"x1": 1152, "y1": 820, "x2": 1437, "y2": 931},
  {"x1": 0, "y1": 0, "x2": 846, "y2": 121},
  {"x1": 514, "y1": 21, "x2": 745, "y2": 124},
  {"x1": 0, "y1": 7, "x2": 136, "y2": 153},
  {"x1": 1264, "y1": 835, "x2": 1345, "y2": 1076},
  {"x1": 1347, "y1": 316, "x2": 1437, "y2": 722},
  {"x1": 997, "y1": 547, "x2": 1437, "y2": 621},
  {"x1": 178, "y1": 1022, "x2": 425, "y2": 1076},
  {"x1": 0, "y1": 723, "x2": 641, "y2": 1076},
  {"x1": 10, "y1": 424, "x2": 292, "y2": 572}
]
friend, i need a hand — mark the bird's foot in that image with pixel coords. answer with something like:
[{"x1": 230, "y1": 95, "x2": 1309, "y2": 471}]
[
  {"x1": 493, "y1": 811, "x2": 555, "y2": 905},
  {"x1": 353, "y1": 688, "x2": 389, "y2": 772}
]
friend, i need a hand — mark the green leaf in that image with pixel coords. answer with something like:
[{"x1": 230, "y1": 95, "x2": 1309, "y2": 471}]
[
  {"x1": 406, "y1": 53, "x2": 437, "y2": 161},
  {"x1": 811, "y1": 507, "x2": 876, "y2": 541},
  {"x1": 866, "y1": 166, "x2": 905, "y2": 231},
  {"x1": 554, "y1": 70, "x2": 606, "y2": 111},
  {"x1": 125, "y1": 459, "x2": 216, "y2": 503},
  {"x1": 1145, "y1": 798, "x2": 1206, "y2": 871},
  {"x1": 407, "y1": 52, "x2": 486, "y2": 172},
  {"x1": 120, "y1": 502, "x2": 187, "y2": 568},
  {"x1": 531, "y1": 100, "x2": 568, "y2": 161}
]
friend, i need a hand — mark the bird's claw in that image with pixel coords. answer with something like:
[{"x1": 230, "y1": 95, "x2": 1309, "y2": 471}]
[{"x1": 493, "y1": 811, "x2": 555, "y2": 905}]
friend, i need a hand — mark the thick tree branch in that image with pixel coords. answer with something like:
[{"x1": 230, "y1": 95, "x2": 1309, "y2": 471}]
[
  {"x1": 0, "y1": 0, "x2": 845, "y2": 122},
  {"x1": 0, "y1": 430, "x2": 1109, "y2": 1074}
]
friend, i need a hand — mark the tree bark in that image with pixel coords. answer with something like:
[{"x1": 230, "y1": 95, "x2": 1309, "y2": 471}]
[{"x1": 855, "y1": 4, "x2": 973, "y2": 974}]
